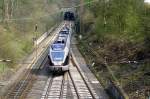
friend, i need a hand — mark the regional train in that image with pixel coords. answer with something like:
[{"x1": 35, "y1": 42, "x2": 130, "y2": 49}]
[{"x1": 48, "y1": 11, "x2": 75, "y2": 71}]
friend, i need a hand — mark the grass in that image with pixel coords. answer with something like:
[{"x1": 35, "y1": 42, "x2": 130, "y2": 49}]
[
  {"x1": 0, "y1": 0, "x2": 64, "y2": 75},
  {"x1": 0, "y1": 63, "x2": 7, "y2": 73}
]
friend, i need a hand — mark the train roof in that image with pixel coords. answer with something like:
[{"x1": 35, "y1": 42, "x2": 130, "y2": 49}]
[
  {"x1": 59, "y1": 31, "x2": 69, "y2": 35},
  {"x1": 51, "y1": 36, "x2": 66, "y2": 51},
  {"x1": 50, "y1": 25, "x2": 71, "y2": 51},
  {"x1": 61, "y1": 26, "x2": 69, "y2": 31},
  {"x1": 51, "y1": 44, "x2": 65, "y2": 51},
  {"x1": 56, "y1": 36, "x2": 66, "y2": 42}
]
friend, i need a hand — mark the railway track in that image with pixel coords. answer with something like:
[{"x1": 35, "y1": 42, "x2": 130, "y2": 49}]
[
  {"x1": 40, "y1": 73, "x2": 74, "y2": 99},
  {"x1": 5, "y1": 53, "x2": 101, "y2": 99},
  {"x1": 69, "y1": 59, "x2": 99, "y2": 99},
  {"x1": 41, "y1": 73, "x2": 65, "y2": 99},
  {"x1": 7, "y1": 57, "x2": 47, "y2": 99},
  {"x1": 39, "y1": 57, "x2": 99, "y2": 99},
  {"x1": 4, "y1": 22, "x2": 104, "y2": 99},
  {"x1": 5, "y1": 23, "x2": 65, "y2": 99}
]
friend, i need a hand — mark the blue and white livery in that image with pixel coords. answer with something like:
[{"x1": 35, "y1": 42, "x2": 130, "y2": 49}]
[{"x1": 48, "y1": 22, "x2": 73, "y2": 71}]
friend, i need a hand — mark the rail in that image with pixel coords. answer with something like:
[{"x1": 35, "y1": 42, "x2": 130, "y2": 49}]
[
  {"x1": 4, "y1": 22, "x2": 64, "y2": 99},
  {"x1": 69, "y1": 55, "x2": 99, "y2": 99}
]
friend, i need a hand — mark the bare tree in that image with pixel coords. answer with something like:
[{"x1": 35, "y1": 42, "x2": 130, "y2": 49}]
[
  {"x1": 4, "y1": 0, "x2": 9, "y2": 20},
  {"x1": 10, "y1": 0, "x2": 15, "y2": 18}
]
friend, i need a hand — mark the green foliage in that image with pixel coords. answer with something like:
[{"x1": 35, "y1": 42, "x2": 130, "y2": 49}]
[
  {"x1": 81, "y1": 0, "x2": 150, "y2": 77},
  {"x1": 143, "y1": 4, "x2": 150, "y2": 51},
  {"x1": 0, "y1": 0, "x2": 3, "y2": 20},
  {"x1": 79, "y1": 1, "x2": 150, "y2": 98},
  {"x1": 83, "y1": 0, "x2": 146, "y2": 43},
  {"x1": 0, "y1": 0, "x2": 62, "y2": 70},
  {"x1": 0, "y1": 62, "x2": 6, "y2": 73},
  {"x1": 0, "y1": 28, "x2": 25, "y2": 65}
]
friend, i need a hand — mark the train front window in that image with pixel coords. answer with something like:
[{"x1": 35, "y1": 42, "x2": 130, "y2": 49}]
[
  {"x1": 60, "y1": 31, "x2": 69, "y2": 35},
  {"x1": 51, "y1": 52, "x2": 64, "y2": 61},
  {"x1": 52, "y1": 44, "x2": 64, "y2": 50}
]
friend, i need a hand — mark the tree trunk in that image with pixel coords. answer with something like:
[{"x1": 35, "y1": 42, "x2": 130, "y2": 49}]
[
  {"x1": 4, "y1": 0, "x2": 10, "y2": 21},
  {"x1": 10, "y1": 0, "x2": 15, "y2": 18},
  {"x1": 2, "y1": 0, "x2": 5, "y2": 22}
]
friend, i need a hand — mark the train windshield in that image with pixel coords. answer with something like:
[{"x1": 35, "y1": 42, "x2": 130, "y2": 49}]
[
  {"x1": 52, "y1": 44, "x2": 64, "y2": 50},
  {"x1": 51, "y1": 51, "x2": 64, "y2": 61},
  {"x1": 60, "y1": 31, "x2": 69, "y2": 35}
]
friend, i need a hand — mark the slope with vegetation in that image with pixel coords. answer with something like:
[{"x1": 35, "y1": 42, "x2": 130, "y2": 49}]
[
  {"x1": 77, "y1": 0, "x2": 150, "y2": 98},
  {"x1": 0, "y1": 0, "x2": 63, "y2": 75}
]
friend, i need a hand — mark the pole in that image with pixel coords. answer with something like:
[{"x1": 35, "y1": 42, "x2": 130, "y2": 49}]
[
  {"x1": 3, "y1": 62, "x2": 4, "y2": 72},
  {"x1": 80, "y1": 0, "x2": 84, "y2": 34},
  {"x1": 35, "y1": 24, "x2": 38, "y2": 60}
]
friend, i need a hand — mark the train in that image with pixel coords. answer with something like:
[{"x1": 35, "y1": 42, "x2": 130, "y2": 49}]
[{"x1": 48, "y1": 11, "x2": 75, "y2": 72}]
